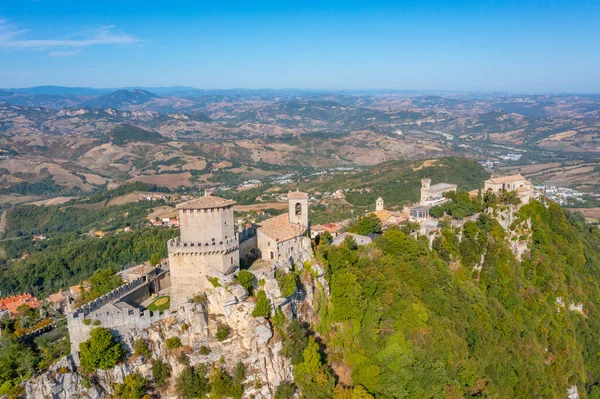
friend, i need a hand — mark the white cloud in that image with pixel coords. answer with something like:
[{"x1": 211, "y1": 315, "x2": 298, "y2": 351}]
[
  {"x1": 48, "y1": 50, "x2": 80, "y2": 57},
  {"x1": 0, "y1": 19, "x2": 139, "y2": 53}
]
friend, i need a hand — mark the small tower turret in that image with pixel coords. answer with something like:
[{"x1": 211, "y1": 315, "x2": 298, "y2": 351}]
[{"x1": 376, "y1": 196, "x2": 384, "y2": 211}]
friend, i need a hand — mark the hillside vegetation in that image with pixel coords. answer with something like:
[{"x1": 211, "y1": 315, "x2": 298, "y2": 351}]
[
  {"x1": 305, "y1": 200, "x2": 600, "y2": 398},
  {"x1": 109, "y1": 124, "x2": 164, "y2": 145},
  {"x1": 302, "y1": 157, "x2": 489, "y2": 207}
]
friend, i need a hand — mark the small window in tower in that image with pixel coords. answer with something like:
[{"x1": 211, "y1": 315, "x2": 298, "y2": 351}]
[
  {"x1": 231, "y1": 256, "x2": 233, "y2": 265},
  {"x1": 295, "y1": 202, "x2": 302, "y2": 216}
]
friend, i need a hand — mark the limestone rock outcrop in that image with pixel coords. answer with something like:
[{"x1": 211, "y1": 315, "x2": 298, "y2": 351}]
[{"x1": 26, "y1": 263, "x2": 327, "y2": 399}]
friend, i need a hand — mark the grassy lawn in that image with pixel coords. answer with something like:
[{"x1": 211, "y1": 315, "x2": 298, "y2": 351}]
[{"x1": 146, "y1": 295, "x2": 170, "y2": 312}]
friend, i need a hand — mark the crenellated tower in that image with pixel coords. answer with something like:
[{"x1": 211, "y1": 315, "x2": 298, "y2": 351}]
[{"x1": 168, "y1": 194, "x2": 239, "y2": 310}]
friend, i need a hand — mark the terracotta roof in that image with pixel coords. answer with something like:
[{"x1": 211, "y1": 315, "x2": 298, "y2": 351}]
[
  {"x1": 312, "y1": 223, "x2": 343, "y2": 233},
  {"x1": 177, "y1": 195, "x2": 236, "y2": 209},
  {"x1": 0, "y1": 294, "x2": 42, "y2": 315},
  {"x1": 487, "y1": 174, "x2": 527, "y2": 184},
  {"x1": 372, "y1": 210, "x2": 393, "y2": 222},
  {"x1": 48, "y1": 291, "x2": 68, "y2": 304},
  {"x1": 288, "y1": 191, "x2": 308, "y2": 200},
  {"x1": 257, "y1": 213, "x2": 306, "y2": 242}
]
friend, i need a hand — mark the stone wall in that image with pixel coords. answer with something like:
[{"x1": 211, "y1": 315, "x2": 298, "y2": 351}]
[
  {"x1": 68, "y1": 306, "x2": 169, "y2": 356},
  {"x1": 239, "y1": 234, "x2": 257, "y2": 261},
  {"x1": 168, "y1": 249, "x2": 239, "y2": 311},
  {"x1": 67, "y1": 272, "x2": 171, "y2": 356}
]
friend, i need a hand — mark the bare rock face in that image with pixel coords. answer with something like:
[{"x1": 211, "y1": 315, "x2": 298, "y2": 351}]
[
  {"x1": 26, "y1": 356, "x2": 103, "y2": 399},
  {"x1": 26, "y1": 265, "x2": 327, "y2": 399}
]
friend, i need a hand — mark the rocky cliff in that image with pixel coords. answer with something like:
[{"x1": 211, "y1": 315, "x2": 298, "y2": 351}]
[{"x1": 26, "y1": 261, "x2": 328, "y2": 399}]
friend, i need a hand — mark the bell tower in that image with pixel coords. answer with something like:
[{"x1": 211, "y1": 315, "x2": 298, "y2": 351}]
[
  {"x1": 376, "y1": 197, "x2": 384, "y2": 211},
  {"x1": 287, "y1": 190, "x2": 309, "y2": 227}
]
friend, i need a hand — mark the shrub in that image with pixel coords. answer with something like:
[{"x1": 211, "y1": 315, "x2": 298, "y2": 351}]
[
  {"x1": 92, "y1": 319, "x2": 101, "y2": 326},
  {"x1": 236, "y1": 270, "x2": 255, "y2": 294},
  {"x1": 252, "y1": 290, "x2": 271, "y2": 318},
  {"x1": 216, "y1": 323, "x2": 231, "y2": 341},
  {"x1": 83, "y1": 318, "x2": 91, "y2": 326},
  {"x1": 199, "y1": 346, "x2": 211, "y2": 355},
  {"x1": 151, "y1": 359, "x2": 171, "y2": 389},
  {"x1": 79, "y1": 327, "x2": 124, "y2": 372},
  {"x1": 276, "y1": 271, "x2": 298, "y2": 297},
  {"x1": 209, "y1": 277, "x2": 221, "y2": 287},
  {"x1": 165, "y1": 337, "x2": 182, "y2": 350},
  {"x1": 133, "y1": 339, "x2": 151, "y2": 358},
  {"x1": 114, "y1": 373, "x2": 147, "y2": 399},
  {"x1": 177, "y1": 352, "x2": 189, "y2": 365}
]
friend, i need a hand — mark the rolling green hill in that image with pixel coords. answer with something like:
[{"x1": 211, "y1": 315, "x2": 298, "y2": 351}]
[
  {"x1": 301, "y1": 157, "x2": 489, "y2": 207},
  {"x1": 109, "y1": 124, "x2": 164, "y2": 145}
]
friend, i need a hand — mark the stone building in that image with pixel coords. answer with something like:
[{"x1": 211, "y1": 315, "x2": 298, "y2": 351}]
[
  {"x1": 484, "y1": 174, "x2": 533, "y2": 204},
  {"x1": 420, "y1": 178, "x2": 457, "y2": 204},
  {"x1": 256, "y1": 191, "x2": 311, "y2": 263},
  {"x1": 168, "y1": 194, "x2": 240, "y2": 311}
]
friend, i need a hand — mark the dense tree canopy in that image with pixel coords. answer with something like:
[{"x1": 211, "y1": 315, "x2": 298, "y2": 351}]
[
  {"x1": 307, "y1": 200, "x2": 600, "y2": 398},
  {"x1": 79, "y1": 327, "x2": 124, "y2": 372}
]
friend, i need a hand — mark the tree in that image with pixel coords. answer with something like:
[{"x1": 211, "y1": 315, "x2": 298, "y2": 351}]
[
  {"x1": 282, "y1": 320, "x2": 309, "y2": 365},
  {"x1": 209, "y1": 363, "x2": 245, "y2": 399},
  {"x1": 252, "y1": 290, "x2": 272, "y2": 318},
  {"x1": 294, "y1": 337, "x2": 335, "y2": 399},
  {"x1": 275, "y1": 381, "x2": 297, "y2": 399},
  {"x1": 175, "y1": 365, "x2": 210, "y2": 399},
  {"x1": 348, "y1": 214, "x2": 381, "y2": 235},
  {"x1": 114, "y1": 373, "x2": 147, "y2": 399},
  {"x1": 331, "y1": 272, "x2": 365, "y2": 321},
  {"x1": 151, "y1": 359, "x2": 171, "y2": 389},
  {"x1": 236, "y1": 270, "x2": 255, "y2": 295},
  {"x1": 79, "y1": 327, "x2": 124, "y2": 372},
  {"x1": 149, "y1": 253, "x2": 162, "y2": 267}
]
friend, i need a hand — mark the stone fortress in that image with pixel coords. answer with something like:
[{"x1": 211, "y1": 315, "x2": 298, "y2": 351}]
[{"x1": 67, "y1": 191, "x2": 312, "y2": 356}]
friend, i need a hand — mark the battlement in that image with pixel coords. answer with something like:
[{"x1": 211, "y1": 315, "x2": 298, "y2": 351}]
[
  {"x1": 167, "y1": 236, "x2": 239, "y2": 255},
  {"x1": 69, "y1": 278, "x2": 145, "y2": 318}
]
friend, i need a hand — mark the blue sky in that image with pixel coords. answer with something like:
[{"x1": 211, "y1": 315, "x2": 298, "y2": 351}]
[{"x1": 0, "y1": 0, "x2": 599, "y2": 92}]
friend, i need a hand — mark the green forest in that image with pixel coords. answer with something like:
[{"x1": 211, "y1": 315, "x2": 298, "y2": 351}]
[
  {"x1": 0, "y1": 198, "x2": 177, "y2": 296},
  {"x1": 298, "y1": 200, "x2": 600, "y2": 398}
]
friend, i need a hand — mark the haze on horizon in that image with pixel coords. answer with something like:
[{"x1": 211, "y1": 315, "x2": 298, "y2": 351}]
[{"x1": 0, "y1": 0, "x2": 599, "y2": 93}]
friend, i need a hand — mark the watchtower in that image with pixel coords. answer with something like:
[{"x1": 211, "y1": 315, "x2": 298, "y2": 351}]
[
  {"x1": 420, "y1": 178, "x2": 432, "y2": 203},
  {"x1": 168, "y1": 194, "x2": 239, "y2": 310},
  {"x1": 287, "y1": 190, "x2": 309, "y2": 227}
]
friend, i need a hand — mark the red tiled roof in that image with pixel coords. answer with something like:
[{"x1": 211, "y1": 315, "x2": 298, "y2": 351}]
[
  {"x1": 0, "y1": 294, "x2": 42, "y2": 315},
  {"x1": 258, "y1": 213, "x2": 306, "y2": 242}
]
